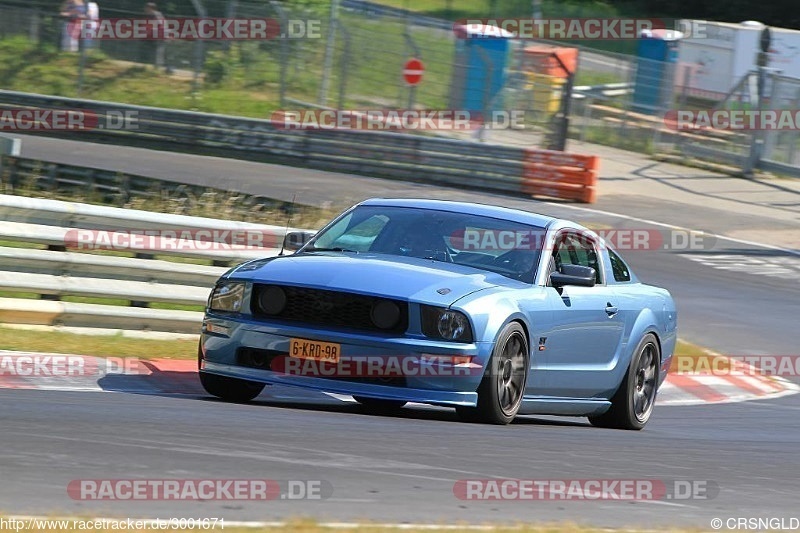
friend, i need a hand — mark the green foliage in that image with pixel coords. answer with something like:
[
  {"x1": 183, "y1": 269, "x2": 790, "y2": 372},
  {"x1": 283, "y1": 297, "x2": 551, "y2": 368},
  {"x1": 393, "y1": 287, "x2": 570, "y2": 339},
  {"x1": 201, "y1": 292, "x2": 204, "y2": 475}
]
[{"x1": 203, "y1": 50, "x2": 229, "y2": 85}]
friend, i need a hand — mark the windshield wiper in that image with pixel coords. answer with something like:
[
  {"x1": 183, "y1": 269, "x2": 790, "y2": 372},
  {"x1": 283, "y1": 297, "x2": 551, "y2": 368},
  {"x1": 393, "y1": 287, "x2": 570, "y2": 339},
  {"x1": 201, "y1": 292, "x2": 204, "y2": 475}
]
[{"x1": 303, "y1": 247, "x2": 358, "y2": 253}]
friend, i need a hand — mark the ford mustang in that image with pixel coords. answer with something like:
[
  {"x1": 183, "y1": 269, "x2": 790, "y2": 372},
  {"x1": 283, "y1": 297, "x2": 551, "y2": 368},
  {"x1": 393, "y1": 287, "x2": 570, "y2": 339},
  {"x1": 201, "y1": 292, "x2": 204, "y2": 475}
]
[{"x1": 199, "y1": 199, "x2": 677, "y2": 429}]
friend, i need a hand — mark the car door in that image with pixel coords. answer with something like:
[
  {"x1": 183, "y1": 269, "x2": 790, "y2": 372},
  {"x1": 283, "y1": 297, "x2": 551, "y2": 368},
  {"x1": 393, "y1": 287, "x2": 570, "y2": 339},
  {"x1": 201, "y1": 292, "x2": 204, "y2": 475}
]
[{"x1": 536, "y1": 231, "x2": 625, "y2": 398}]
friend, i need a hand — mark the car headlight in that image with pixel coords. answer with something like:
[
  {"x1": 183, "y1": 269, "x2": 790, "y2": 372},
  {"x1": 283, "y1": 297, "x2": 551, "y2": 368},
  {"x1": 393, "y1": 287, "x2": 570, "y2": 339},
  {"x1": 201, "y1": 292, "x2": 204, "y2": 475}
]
[
  {"x1": 208, "y1": 281, "x2": 246, "y2": 313},
  {"x1": 421, "y1": 305, "x2": 473, "y2": 343}
]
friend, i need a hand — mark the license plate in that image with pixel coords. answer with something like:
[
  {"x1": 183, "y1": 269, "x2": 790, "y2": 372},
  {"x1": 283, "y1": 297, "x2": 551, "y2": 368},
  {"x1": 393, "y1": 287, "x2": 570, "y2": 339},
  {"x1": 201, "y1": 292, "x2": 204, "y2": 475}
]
[{"x1": 289, "y1": 338, "x2": 341, "y2": 363}]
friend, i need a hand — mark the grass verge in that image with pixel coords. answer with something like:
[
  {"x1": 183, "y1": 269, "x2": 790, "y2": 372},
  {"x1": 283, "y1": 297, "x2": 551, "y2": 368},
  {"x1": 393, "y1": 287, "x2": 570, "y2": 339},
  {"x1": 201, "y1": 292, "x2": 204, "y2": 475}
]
[{"x1": 0, "y1": 325, "x2": 198, "y2": 360}]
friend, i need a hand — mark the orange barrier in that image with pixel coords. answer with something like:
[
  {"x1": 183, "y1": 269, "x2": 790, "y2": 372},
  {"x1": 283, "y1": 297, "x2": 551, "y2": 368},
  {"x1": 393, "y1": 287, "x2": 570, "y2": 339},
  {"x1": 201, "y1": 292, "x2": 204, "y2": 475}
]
[
  {"x1": 520, "y1": 46, "x2": 579, "y2": 78},
  {"x1": 521, "y1": 149, "x2": 599, "y2": 203}
]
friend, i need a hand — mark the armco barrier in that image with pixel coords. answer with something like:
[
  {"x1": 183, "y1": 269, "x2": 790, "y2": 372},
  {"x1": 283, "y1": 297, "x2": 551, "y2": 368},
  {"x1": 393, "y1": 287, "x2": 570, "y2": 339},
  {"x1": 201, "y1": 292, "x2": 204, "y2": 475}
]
[
  {"x1": 0, "y1": 90, "x2": 601, "y2": 203},
  {"x1": 521, "y1": 149, "x2": 600, "y2": 203},
  {"x1": 0, "y1": 195, "x2": 307, "y2": 333}
]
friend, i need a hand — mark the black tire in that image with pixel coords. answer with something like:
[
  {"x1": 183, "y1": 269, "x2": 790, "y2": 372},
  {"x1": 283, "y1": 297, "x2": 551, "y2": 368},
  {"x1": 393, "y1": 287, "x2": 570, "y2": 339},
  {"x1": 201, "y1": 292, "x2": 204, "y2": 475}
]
[
  {"x1": 199, "y1": 371, "x2": 266, "y2": 402},
  {"x1": 353, "y1": 396, "x2": 407, "y2": 412},
  {"x1": 589, "y1": 333, "x2": 660, "y2": 430},
  {"x1": 456, "y1": 322, "x2": 528, "y2": 425}
]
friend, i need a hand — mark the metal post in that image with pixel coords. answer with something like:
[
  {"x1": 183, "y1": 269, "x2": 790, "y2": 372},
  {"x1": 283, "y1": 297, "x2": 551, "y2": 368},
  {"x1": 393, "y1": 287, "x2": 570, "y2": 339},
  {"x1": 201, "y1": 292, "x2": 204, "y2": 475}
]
[
  {"x1": 546, "y1": 52, "x2": 573, "y2": 151},
  {"x1": 788, "y1": 85, "x2": 800, "y2": 165},
  {"x1": 272, "y1": 1, "x2": 289, "y2": 108},
  {"x1": 745, "y1": 27, "x2": 771, "y2": 178},
  {"x1": 532, "y1": 0, "x2": 543, "y2": 20},
  {"x1": 189, "y1": 0, "x2": 207, "y2": 106},
  {"x1": 337, "y1": 21, "x2": 351, "y2": 110},
  {"x1": 404, "y1": 32, "x2": 421, "y2": 109},
  {"x1": 224, "y1": 0, "x2": 238, "y2": 52},
  {"x1": 318, "y1": 0, "x2": 340, "y2": 106},
  {"x1": 762, "y1": 74, "x2": 779, "y2": 161},
  {"x1": 473, "y1": 46, "x2": 493, "y2": 142},
  {"x1": 77, "y1": 32, "x2": 86, "y2": 96}
]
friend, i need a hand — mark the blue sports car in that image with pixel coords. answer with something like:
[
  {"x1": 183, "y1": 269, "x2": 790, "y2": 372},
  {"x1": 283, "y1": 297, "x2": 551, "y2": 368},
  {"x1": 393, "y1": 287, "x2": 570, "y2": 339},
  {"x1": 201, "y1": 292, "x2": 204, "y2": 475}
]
[{"x1": 199, "y1": 199, "x2": 677, "y2": 429}]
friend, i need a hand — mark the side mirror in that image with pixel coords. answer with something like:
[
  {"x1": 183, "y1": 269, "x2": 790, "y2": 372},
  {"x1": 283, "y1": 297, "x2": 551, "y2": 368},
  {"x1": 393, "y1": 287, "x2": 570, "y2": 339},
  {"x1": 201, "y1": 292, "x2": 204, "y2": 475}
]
[
  {"x1": 282, "y1": 231, "x2": 315, "y2": 252},
  {"x1": 550, "y1": 264, "x2": 596, "y2": 288}
]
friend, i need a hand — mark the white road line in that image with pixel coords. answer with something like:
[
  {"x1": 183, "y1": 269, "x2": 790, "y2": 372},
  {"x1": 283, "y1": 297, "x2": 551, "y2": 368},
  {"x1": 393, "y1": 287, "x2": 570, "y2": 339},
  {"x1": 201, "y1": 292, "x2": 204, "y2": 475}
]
[{"x1": 544, "y1": 201, "x2": 800, "y2": 257}]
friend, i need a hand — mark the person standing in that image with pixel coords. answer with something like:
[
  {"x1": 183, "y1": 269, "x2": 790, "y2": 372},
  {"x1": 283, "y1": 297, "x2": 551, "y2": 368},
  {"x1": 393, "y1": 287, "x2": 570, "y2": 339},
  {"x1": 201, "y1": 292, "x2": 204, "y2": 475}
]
[
  {"x1": 144, "y1": 2, "x2": 166, "y2": 70},
  {"x1": 59, "y1": 0, "x2": 86, "y2": 52}
]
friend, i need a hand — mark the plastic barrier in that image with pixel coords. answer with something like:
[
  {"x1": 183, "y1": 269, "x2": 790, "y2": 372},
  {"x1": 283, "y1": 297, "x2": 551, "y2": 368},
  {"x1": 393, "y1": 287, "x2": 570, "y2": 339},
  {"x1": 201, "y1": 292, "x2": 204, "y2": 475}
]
[{"x1": 521, "y1": 149, "x2": 600, "y2": 203}]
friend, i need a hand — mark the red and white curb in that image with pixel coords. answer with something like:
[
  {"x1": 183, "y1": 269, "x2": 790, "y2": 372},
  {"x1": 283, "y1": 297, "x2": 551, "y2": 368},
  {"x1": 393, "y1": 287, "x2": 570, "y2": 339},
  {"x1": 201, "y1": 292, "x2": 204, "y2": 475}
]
[{"x1": 0, "y1": 350, "x2": 797, "y2": 406}]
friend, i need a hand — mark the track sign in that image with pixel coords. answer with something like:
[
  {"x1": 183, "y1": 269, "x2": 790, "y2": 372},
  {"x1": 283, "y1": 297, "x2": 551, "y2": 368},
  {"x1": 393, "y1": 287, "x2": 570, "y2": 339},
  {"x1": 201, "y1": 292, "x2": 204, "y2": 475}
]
[{"x1": 403, "y1": 58, "x2": 424, "y2": 86}]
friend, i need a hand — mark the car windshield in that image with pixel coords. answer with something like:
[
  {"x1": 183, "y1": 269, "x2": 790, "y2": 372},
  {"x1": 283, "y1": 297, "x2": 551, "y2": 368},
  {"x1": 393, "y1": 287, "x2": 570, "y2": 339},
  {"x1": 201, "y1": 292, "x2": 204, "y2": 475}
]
[{"x1": 304, "y1": 205, "x2": 544, "y2": 283}]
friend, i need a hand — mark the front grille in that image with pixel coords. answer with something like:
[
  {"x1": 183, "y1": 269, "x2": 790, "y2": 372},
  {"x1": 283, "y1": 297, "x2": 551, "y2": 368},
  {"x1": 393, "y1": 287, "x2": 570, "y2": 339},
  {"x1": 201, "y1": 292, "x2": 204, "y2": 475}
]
[{"x1": 251, "y1": 284, "x2": 408, "y2": 334}]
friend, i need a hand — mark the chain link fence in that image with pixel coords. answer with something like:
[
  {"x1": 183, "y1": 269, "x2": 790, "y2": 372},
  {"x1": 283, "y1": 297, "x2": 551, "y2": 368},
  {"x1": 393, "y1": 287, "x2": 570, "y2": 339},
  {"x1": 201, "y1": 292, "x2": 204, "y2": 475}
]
[
  {"x1": 763, "y1": 74, "x2": 800, "y2": 166},
  {"x1": 1, "y1": 1, "x2": 800, "y2": 177}
]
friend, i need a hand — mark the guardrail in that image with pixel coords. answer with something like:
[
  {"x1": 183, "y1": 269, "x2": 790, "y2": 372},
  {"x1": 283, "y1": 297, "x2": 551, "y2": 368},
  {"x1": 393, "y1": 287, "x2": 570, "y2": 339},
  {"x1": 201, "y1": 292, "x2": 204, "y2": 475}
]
[
  {"x1": 0, "y1": 194, "x2": 302, "y2": 334},
  {"x1": 0, "y1": 154, "x2": 293, "y2": 212},
  {"x1": 0, "y1": 90, "x2": 601, "y2": 203}
]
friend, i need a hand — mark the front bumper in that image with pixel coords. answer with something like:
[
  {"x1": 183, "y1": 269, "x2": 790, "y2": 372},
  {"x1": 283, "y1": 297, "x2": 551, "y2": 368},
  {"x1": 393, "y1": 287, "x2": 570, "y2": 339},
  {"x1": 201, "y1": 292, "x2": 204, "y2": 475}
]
[{"x1": 200, "y1": 314, "x2": 491, "y2": 406}]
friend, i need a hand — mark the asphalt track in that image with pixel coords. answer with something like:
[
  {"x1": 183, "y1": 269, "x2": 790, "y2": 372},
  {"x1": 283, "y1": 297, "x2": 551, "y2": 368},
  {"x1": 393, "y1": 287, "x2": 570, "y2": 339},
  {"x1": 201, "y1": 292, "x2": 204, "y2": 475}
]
[{"x1": 2, "y1": 134, "x2": 799, "y2": 527}]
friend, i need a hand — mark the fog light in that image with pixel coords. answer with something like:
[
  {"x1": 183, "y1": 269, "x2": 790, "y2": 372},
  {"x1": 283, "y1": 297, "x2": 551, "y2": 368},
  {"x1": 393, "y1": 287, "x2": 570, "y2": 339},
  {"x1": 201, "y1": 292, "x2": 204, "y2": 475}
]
[
  {"x1": 259, "y1": 285, "x2": 287, "y2": 315},
  {"x1": 371, "y1": 300, "x2": 401, "y2": 329}
]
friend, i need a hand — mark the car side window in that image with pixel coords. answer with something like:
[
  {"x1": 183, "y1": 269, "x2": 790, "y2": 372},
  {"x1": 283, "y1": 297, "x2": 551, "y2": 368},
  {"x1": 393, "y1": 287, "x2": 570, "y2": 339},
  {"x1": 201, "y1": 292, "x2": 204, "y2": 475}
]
[
  {"x1": 608, "y1": 249, "x2": 631, "y2": 282},
  {"x1": 552, "y1": 233, "x2": 603, "y2": 284}
]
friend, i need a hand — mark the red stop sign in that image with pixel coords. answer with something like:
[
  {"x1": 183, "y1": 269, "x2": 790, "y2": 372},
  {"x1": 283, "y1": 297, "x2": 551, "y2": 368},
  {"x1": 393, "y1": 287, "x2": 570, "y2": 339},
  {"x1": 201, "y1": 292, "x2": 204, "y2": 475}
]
[{"x1": 403, "y1": 58, "x2": 425, "y2": 86}]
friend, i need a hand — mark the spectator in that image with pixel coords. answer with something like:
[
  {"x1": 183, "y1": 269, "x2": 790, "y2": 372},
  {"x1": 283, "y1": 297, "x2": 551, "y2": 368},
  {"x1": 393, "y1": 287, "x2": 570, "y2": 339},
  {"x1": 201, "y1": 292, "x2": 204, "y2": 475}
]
[
  {"x1": 144, "y1": 2, "x2": 168, "y2": 71},
  {"x1": 59, "y1": 0, "x2": 87, "y2": 52}
]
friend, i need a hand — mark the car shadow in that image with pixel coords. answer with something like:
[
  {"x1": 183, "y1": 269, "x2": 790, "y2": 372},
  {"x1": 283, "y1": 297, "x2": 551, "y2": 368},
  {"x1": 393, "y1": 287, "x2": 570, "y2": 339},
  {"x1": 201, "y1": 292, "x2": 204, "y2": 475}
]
[{"x1": 97, "y1": 363, "x2": 589, "y2": 428}]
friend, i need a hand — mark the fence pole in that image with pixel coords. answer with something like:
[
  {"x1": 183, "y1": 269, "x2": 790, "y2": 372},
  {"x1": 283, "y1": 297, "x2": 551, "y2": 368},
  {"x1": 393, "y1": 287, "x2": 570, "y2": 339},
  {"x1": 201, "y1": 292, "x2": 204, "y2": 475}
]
[
  {"x1": 746, "y1": 27, "x2": 771, "y2": 177},
  {"x1": 189, "y1": 0, "x2": 207, "y2": 106},
  {"x1": 272, "y1": 2, "x2": 289, "y2": 108},
  {"x1": 318, "y1": 0, "x2": 340, "y2": 106},
  {"x1": 546, "y1": 52, "x2": 574, "y2": 151},
  {"x1": 403, "y1": 32, "x2": 421, "y2": 109},
  {"x1": 473, "y1": 47, "x2": 493, "y2": 142},
  {"x1": 77, "y1": 33, "x2": 86, "y2": 97},
  {"x1": 337, "y1": 21, "x2": 351, "y2": 110}
]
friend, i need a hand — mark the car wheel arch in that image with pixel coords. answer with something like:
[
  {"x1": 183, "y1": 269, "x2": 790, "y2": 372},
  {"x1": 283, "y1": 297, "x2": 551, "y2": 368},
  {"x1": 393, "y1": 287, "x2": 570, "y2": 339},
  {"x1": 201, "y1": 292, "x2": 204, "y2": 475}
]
[{"x1": 497, "y1": 315, "x2": 531, "y2": 352}]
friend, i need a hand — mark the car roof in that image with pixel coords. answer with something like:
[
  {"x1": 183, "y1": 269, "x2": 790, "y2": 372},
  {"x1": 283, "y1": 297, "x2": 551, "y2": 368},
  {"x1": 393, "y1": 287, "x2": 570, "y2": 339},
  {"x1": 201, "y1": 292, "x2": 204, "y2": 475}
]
[{"x1": 358, "y1": 198, "x2": 557, "y2": 228}]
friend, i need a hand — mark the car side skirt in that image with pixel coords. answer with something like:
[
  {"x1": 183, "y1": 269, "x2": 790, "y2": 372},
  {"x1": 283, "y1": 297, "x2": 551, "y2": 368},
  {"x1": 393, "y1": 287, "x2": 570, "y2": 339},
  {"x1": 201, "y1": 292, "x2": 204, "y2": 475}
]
[{"x1": 519, "y1": 397, "x2": 612, "y2": 416}]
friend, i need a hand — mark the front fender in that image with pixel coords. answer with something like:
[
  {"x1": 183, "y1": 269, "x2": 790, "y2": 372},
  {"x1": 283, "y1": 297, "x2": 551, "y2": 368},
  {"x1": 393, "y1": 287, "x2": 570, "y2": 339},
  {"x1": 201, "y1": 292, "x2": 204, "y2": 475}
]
[{"x1": 453, "y1": 288, "x2": 549, "y2": 368}]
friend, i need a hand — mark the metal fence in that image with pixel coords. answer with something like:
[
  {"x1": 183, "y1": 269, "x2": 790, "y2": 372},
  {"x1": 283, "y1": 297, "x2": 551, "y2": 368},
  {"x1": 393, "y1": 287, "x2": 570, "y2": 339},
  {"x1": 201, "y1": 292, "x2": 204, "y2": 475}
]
[
  {"x1": 762, "y1": 75, "x2": 800, "y2": 167},
  {"x1": 1, "y1": 1, "x2": 800, "y2": 177}
]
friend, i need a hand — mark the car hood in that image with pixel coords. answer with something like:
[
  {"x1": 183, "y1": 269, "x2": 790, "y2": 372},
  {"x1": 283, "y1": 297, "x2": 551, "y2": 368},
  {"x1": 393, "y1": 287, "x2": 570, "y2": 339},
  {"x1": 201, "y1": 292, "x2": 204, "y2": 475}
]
[{"x1": 228, "y1": 252, "x2": 526, "y2": 306}]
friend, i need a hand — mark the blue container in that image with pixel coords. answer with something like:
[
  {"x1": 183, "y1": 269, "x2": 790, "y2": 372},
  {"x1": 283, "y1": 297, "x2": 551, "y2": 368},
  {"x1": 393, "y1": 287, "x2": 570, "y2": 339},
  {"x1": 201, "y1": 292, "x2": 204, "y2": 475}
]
[
  {"x1": 633, "y1": 29, "x2": 683, "y2": 113},
  {"x1": 450, "y1": 25, "x2": 511, "y2": 113}
]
